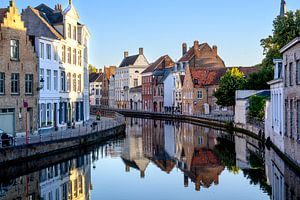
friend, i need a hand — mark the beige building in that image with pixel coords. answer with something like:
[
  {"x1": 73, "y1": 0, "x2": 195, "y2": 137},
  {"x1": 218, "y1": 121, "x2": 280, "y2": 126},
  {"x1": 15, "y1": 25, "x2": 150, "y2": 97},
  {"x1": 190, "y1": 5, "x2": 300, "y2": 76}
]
[
  {"x1": 0, "y1": 1, "x2": 38, "y2": 136},
  {"x1": 280, "y1": 37, "x2": 300, "y2": 166}
]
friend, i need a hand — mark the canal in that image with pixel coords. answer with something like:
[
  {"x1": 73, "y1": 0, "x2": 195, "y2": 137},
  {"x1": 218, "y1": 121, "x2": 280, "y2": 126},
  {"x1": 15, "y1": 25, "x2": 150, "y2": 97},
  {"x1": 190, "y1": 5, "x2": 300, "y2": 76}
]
[{"x1": 0, "y1": 118, "x2": 299, "y2": 200}]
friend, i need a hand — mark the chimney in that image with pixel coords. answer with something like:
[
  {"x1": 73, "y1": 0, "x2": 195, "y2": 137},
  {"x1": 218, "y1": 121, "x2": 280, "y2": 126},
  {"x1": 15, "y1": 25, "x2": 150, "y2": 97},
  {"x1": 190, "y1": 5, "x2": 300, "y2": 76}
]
[
  {"x1": 182, "y1": 43, "x2": 187, "y2": 56},
  {"x1": 54, "y1": 4, "x2": 62, "y2": 12},
  {"x1": 124, "y1": 51, "x2": 129, "y2": 58},
  {"x1": 9, "y1": 0, "x2": 15, "y2": 7},
  {"x1": 184, "y1": 175, "x2": 189, "y2": 187},
  {"x1": 212, "y1": 45, "x2": 218, "y2": 56},
  {"x1": 140, "y1": 171, "x2": 145, "y2": 179},
  {"x1": 194, "y1": 40, "x2": 199, "y2": 50},
  {"x1": 139, "y1": 48, "x2": 144, "y2": 55}
]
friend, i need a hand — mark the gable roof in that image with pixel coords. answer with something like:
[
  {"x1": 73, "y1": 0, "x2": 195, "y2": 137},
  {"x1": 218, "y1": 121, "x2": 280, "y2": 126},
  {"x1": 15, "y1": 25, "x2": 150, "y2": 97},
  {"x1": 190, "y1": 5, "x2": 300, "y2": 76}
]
[
  {"x1": 142, "y1": 55, "x2": 174, "y2": 74},
  {"x1": 89, "y1": 73, "x2": 103, "y2": 83},
  {"x1": 35, "y1": 4, "x2": 63, "y2": 24},
  {"x1": 119, "y1": 55, "x2": 139, "y2": 68},
  {"x1": 24, "y1": 7, "x2": 63, "y2": 39}
]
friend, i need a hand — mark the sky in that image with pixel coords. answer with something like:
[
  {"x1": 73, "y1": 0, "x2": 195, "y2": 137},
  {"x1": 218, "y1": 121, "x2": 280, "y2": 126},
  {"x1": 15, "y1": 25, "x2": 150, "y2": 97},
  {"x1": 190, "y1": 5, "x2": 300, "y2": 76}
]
[{"x1": 1, "y1": 0, "x2": 299, "y2": 68}]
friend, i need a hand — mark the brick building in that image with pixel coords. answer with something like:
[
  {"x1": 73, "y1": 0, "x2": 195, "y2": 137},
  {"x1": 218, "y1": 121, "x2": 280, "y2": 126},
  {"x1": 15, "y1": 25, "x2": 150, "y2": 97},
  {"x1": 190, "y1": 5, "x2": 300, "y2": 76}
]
[
  {"x1": 101, "y1": 66, "x2": 116, "y2": 107},
  {"x1": 280, "y1": 37, "x2": 300, "y2": 166},
  {"x1": 142, "y1": 55, "x2": 174, "y2": 112},
  {"x1": 0, "y1": 1, "x2": 38, "y2": 135}
]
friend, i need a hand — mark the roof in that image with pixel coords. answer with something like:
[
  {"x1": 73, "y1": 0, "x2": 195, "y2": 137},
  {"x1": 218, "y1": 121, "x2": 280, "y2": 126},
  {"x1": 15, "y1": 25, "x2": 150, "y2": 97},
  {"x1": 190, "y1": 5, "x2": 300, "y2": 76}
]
[
  {"x1": 178, "y1": 44, "x2": 205, "y2": 62},
  {"x1": 0, "y1": 8, "x2": 8, "y2": 23},
  {"x1": 236, "y1": 90, "x2": 270, "y2": 100},
  {"x1": 190, "y1": 66, "x2": 259, "y2": 88},
  {"x1": 153, "y1": 68, "x2": 173, "y2": 84},
  {"x1": 280, "y1": 37, "x2": 300, "y2": 53},
  {"x1": 35, "y1": 4, "x2": 63, "y2": 24},
  {"x1": 142, "y1": 55, "x2": 174, "y2": 74},
  {"x1": 89, "y1": 73, "x2": 103, "y2": 83},
  {"x1": 25, "y1": 7, "x2": 63, "y2": 39},
  {"x1": 119, "y1": 55, "x2": 139, "y2": 68},
  {"x1": 129, "y1": 85, "x2": 142, "y2": 93}
]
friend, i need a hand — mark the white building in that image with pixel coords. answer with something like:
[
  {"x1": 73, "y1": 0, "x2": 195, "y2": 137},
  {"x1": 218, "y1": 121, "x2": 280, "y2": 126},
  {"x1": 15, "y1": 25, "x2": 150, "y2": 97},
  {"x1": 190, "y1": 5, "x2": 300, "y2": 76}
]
[
  {"x1": 115, "y1": 48, "x2": 149, "y2": 109},
  {"x1": 265, "y1": 59, "x2": 285, "y2": 151},
  {"x1": 108, "y1": 75, "x2": 116, "y2": 108},
  {"x1": 89, "y1": 72, "x2": 103, "y2": 106},
  {"x1": 129, "y1": 86, "x2": 142, "y2": 110},
  {"x1": 163, "y1": 63, "x2": 185, "y2": 113}
]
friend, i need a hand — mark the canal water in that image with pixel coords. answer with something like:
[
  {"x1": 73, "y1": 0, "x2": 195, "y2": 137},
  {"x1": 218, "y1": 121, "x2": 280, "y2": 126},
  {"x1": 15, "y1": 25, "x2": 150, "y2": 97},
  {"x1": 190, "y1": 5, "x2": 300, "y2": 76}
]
[{"x1": 0, "y1": 118, "x2": 299, "y2": 200}]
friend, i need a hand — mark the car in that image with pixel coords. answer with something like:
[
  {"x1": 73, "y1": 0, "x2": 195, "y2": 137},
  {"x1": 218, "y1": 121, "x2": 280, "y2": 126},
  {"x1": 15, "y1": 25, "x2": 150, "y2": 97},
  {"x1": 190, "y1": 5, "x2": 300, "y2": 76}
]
[{"x1": 1, "y1": 130, "x2": 13, "y2": 147}]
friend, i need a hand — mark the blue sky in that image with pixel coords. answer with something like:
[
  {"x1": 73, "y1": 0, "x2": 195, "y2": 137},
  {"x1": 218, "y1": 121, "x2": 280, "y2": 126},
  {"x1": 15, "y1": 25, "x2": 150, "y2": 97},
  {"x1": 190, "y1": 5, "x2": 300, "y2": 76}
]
[{"x1": 2, "y1": 0, "x2": 299, "y2": 68}]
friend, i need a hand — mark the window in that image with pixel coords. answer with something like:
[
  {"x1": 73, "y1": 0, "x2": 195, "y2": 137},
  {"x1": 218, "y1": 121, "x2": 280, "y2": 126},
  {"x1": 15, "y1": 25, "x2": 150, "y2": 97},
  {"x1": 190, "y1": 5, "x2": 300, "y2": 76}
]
[
  {"x1": 11, "y1": 73, "x2": 19, "y2": 94},
  {"x1": 297, "y1": 60, "x2": 300, "y2": 85},
  {"x1": 73, "y1": 49, "x2": 77, "y2": 65},
  {"x1": 285, "y1": 65, "x2": 288, "y2": 87},
  {"x1": 95, "y1": 98, "x2": 100, "y2": 105},
  {"x1": 78, "y1": 50, "x2": 82, "y2": 66},
  {"x1": 96, "y1": 89, "x2": 100, "y2": 95},
  {"x1": 40, "y1": 42, "x2": 44, "y2": 59},
  {"x1": 290, "y1": 100, "x2": 294, "y2": 138},
  {"x1": 54, "y1": 70, "x2": 58, "y2": 91},
  {"x1": 67, "y1": 47, "x2": 71, "y2": 64},
  {"x1": 62, "y1": 45, "x2": 66, "y2": 63},
  {"x1": 54, "y1": 46, "x2": 58, "y2": 61},
  {"x1": 68, "y1": 23, "x2": 72, "y2": 38},
  {"x1": 47, "y1": 70, "x2": 51, "y2": 90},
  {"x1": 77, "y1": 74, "x2": 81, "y2": 92},
  {"x1": 67, "y1": 73, "x2": 71, "y2": 92},
  {"x1": 72, "y1": 73, "x2": 77, "y2": 92},
  {"x1": 46, "y1": 103, "x2": 51, "y2": 125},
  {"x1": 197, "y1": 91, "x2": 203, "y2": 99},
  {"x1": 10, "y1": 40, "x2": 19, "y2": 60},
  {"x1": 73, "y1": 26, "x2": 77, "y2": 40},
  {"x1": 25, "y1": 74, "x2": 33, "y2": 94},
  {"x1": 134, "y1": 79, "x2": 138, "y2": 87},
  {"x1": 46, "y1": 44, "x2": 51, "y2": 60},
  {"x1": 61, "y1": 72, "x2": 66, "y2": 91},
  {"x1": 289, "y1": 63, "x2": 293, "y2": 86},
  {"x1": 0, "y1": 73, "x2": 4, "y2": 94}
]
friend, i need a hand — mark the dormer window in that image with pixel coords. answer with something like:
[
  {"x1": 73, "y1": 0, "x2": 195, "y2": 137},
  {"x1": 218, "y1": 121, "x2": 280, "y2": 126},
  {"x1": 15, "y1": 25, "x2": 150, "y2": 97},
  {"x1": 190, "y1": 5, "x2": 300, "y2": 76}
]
[{"x1": 67, "y1": 24, "x2": 72, "y2": 38}]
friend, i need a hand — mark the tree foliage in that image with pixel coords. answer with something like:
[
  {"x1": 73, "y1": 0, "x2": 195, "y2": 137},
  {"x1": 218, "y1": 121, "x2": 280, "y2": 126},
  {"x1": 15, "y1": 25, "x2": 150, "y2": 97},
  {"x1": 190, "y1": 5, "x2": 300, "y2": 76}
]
[
  {"x1": 248, "y1": 95, "x2": 267, "y2": 121},
  {"x1": 88, "y1": 64, "x2": 98, "y2": 73},
  {"x1": 214, "y1": 68, "x2": 246, "y2": 107},
  {"x1": 244, "y1": 10, "x2": 300, "y2": 90}
]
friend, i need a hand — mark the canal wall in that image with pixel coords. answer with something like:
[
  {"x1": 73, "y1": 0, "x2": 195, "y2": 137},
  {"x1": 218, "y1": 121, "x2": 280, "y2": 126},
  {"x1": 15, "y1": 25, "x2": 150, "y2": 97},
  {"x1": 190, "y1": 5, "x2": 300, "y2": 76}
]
[{"x1": 0, "y1": 124, "x2": 126, "y2": 167}]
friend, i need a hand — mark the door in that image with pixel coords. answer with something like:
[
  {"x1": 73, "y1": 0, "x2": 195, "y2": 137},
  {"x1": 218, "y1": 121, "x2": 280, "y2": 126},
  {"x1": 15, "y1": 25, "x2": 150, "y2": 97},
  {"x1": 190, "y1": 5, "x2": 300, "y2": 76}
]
[
  {"x1": 27, "y1": 109, "x2": 32, "y2": 134},
  {"x1": 0, "y1": 111, "x2": 14, "y2": 135}
]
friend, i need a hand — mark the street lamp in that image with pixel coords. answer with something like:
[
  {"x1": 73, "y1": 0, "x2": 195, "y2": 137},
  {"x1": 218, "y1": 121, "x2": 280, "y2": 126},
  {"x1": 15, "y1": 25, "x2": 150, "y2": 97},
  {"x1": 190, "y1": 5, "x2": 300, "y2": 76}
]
[{"x1": 37, "y1": 78, "x2": 44, "y2": 91}]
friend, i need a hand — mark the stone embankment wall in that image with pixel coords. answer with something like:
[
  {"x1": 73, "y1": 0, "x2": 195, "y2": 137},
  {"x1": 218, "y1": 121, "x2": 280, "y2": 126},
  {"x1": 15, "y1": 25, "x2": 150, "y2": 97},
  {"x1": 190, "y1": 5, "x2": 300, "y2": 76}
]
[{"x1": 0, "y1": 124, "x2": 125, "y2": 166}]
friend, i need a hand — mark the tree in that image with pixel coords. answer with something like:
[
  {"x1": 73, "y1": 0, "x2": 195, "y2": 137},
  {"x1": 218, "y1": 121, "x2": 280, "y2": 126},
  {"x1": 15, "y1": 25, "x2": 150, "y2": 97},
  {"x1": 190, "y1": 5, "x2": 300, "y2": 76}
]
[
  {"x1": 88, "y1": 64, "x2": 97, "y2": 73},
  {"x1": 244, "y1": 10, "x2": 300, "y2": 90},
  {"x1": 248, "y1": 95, "x2": 267, "y2": 121},
  {"x1": 214, "y1": 68, "x2": 246, "y2": 108}
]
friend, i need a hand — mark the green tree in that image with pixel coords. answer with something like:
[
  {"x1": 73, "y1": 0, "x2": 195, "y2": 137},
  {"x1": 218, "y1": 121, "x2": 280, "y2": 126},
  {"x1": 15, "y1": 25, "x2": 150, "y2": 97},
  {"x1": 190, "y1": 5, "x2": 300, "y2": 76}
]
[
  {"x1": 244, "y1": 65, "x2": 274, "y2": 90},
  {"x1": 214, "y1": 68, "x2": 246, "y2": 108},
  {"x1": 248, "y1": 95, "x2": 267, "y2": 121},
  {"x1": 88, "y1": 64, "x2": 97, "y2": 73}
]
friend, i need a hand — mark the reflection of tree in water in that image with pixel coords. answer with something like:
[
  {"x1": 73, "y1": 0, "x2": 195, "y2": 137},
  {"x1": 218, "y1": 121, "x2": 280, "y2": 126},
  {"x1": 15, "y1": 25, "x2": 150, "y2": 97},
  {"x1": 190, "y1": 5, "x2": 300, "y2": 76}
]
[
  {"x1": 213, "y1": 137, "x2": 238, "y2": 174},
  {"x1": 214, "y1": 137, "x2": 271, "y2": 196},
  {"x1": 242, "y1": 152, "x2": 271, "y2": 196}
]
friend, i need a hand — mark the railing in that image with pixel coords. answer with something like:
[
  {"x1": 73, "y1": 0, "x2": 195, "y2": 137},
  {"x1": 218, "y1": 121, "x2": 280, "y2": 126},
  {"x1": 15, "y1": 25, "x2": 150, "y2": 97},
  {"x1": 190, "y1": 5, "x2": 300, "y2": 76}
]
[{"x1": 0, "y1": 113, "x2": 125, "y2": 149}]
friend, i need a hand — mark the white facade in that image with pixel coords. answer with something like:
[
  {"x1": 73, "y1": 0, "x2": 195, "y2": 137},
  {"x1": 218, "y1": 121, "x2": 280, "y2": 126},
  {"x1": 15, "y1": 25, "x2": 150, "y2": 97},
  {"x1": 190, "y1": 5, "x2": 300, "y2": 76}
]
[
  {"x1": 90, "y1": 81, "x2": 102, "y2": 106},
  {"x1": 265, "y1": 59, "x2": 285, "y2": 151},
  {"x1": 109, "y1": 75, "x2": 116, "y2": 108},
  {"x1": 37, "y1": 37, "x2": 61, "y2": 130},
  {"x1": 164, "y1": 63, "x2": 185, "y2": 113},
  {"x1": 115, "y1": 49, "x2": 149, "y2": 109},
  {"x1": 129, "y1": 87, "x2": 142, "y2": 111}
]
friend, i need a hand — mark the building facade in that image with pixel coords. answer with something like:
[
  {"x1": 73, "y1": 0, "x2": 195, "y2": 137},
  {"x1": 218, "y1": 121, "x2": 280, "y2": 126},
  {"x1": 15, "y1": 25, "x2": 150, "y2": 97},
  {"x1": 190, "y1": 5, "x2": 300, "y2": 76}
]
[
  {"x1": 0, "y1": 1, "x2": 38, "y2": 136},
  {"x1": 108, "y1": 74, "x2": 116, "y2": 108},
  {"x1": 101, "y1": 66, "x2": 116, "y2": 107},
  {"x1": 280, "y1": 37, "x2": 300, "y2": 166},
  {"x1": 129, "y1": 86, "x2": 142, "y2": 111},
  {"x1": 115, "y1": 48, "x2": 149, "y2": 109},
  {"x1": 22, "y1": 1, "x2": 90, "y2": 130},
  {"x1": 89, "y1": 72, "x2": 103, "y2": 106}
]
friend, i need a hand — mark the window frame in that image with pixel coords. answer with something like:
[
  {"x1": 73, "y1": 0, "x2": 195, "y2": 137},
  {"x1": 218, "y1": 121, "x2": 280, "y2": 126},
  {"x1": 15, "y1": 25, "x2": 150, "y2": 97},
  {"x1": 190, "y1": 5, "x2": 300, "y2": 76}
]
[
  {"x1": 11, "y1": 73, "x2": 20, "y2": 95},
  {"x1": 46, "y1": 44, "x2": 51, "y2": 60},
  {"x1": 10, "y1": 39, "x2": 20, "y2": 60},
  {"x1": 0, "y1": 73, "x2": 5, "y2": 95},
  {"x1": 25, "y1": 74, "x2": 33, "y2": 95}
]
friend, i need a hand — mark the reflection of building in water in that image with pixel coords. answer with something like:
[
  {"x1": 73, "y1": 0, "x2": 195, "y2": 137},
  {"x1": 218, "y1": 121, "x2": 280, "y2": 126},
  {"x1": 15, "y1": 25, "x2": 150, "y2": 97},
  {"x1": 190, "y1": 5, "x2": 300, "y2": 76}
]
[
  {"x1": 175, "y1": 123, "x2": 224, "y2": 191},
  {"x1": 39, "y1": 154, "x2": 92, "y2": 200},
  {"x1": 265, "y1": 148, "x2": 300, "y2": 200},
  {"x1": 0, "y1": 172, "x2": 40, "y2": 200},
  {"x1": 122, "y1": 118, "x2": 149, "y2": 178}
]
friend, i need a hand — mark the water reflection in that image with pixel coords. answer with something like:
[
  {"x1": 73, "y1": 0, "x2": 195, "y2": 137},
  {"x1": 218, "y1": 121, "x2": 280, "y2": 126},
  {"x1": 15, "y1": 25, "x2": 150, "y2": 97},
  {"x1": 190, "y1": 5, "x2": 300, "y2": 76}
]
[{"x1": 0, "y1": 118, "x2": 299, "y2": 200}]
